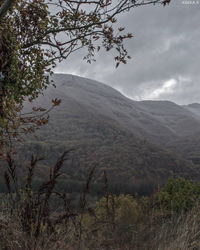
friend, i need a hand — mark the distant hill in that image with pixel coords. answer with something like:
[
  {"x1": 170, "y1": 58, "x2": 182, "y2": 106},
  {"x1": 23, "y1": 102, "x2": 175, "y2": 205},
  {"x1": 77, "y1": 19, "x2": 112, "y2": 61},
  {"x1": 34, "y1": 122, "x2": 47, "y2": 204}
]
[
  {"x1": 165, "y1": 104, "x2": 200, "y2": 163},
  {"x1": 183, "y1": 103, "x2": 200, "y2": 119},
  {"x1": 27, "y1": 74, "x2": 200, "y2": 144},
  {"x1": 18, "y1": 74, "x2": 200, "y2": 195}
]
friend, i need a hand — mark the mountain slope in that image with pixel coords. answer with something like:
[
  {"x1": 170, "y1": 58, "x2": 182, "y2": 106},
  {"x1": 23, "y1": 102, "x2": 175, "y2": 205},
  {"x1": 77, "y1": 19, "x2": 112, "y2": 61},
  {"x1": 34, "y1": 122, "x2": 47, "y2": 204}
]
[
  {"x1": 21, "y1": 74, "x2": 200, "y2": 195},
  {"x1": 29, "y1": 74, "x2": 200, "y2": 144},
  {"x1": 165, "y1": 104, "x2": 200, "y2": 163},
  {"x1": 183, "y1": 103, "x2": 200, "y2": 119}
]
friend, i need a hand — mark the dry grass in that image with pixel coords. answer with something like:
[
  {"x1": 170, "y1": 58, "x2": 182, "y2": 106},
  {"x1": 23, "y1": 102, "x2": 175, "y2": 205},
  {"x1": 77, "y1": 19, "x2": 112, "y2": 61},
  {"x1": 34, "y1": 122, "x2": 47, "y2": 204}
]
[
  {"x1": 154, "y1": 203, "x2": 200, "y2": 250},
  {"x1": 0, "y1": 211, "x2": 79, "y2": 250},
  {"x1": 2, "y1": 153, "x2": 200, "y2": 249},
  {"x1": 1, "y1": 203, "x2": 200, "y2": 249}
]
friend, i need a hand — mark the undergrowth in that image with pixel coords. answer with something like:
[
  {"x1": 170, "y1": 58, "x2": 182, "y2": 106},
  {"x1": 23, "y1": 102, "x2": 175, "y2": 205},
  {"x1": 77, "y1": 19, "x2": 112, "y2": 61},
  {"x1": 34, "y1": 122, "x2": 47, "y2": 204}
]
[{"x1": 0, "y1": 152, "x2": 200, "y2": 249}]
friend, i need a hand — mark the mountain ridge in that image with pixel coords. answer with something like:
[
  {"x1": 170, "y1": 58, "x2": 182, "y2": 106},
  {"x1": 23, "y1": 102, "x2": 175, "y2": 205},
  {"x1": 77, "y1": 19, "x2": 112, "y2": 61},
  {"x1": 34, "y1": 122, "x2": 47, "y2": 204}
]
[
  {"x1": 41, "y1": 74, "x2": 200, "y2": 144},
  {"x1": 20, "y1": 73, "x2": 200, "y2": 195}
]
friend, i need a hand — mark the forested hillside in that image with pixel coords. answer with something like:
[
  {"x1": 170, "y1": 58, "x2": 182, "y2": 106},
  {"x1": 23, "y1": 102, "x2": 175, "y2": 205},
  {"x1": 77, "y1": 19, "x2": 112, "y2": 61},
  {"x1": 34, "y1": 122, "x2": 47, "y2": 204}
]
[{"x1": 16, "y1": 74, "x2": 200, "y2": 197}]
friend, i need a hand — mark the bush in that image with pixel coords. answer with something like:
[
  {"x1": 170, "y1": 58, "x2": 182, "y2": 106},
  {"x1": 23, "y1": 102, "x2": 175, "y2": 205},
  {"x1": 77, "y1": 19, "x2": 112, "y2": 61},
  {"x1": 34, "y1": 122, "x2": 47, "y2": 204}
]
[
  {"x1": 82, "y1": 194, "x2": 142, "y2": 249},
  {"x1": 95, "y1": 194, "x2": 141, "y2": 226},
  {"x1": 152, "y1": 177, "x2": 200, "y2": 213}
]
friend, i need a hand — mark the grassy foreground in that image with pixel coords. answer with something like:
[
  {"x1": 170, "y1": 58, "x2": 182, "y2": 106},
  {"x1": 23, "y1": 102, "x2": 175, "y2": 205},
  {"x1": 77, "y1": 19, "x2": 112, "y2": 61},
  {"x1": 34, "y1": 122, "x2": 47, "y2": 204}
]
[{"x1": 0, "y1": 177, "x2": 200, "y2": 249}]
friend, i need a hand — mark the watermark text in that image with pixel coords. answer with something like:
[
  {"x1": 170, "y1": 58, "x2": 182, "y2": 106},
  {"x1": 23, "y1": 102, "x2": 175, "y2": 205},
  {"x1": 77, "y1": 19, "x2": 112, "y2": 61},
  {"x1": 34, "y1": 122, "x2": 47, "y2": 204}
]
[{"x1": 182, "y1": 1, "x2": 199, "y2": 4}]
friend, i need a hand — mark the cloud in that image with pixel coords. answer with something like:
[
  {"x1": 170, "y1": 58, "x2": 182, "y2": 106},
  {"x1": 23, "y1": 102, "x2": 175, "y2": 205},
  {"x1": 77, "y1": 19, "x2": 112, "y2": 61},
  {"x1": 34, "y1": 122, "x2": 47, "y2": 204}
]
[
  {"x1": 55, "y1": 0, "x2": 200, "y2": 105},
  {"x1": 143, "y1": 79, "x2": 177, "y2": 99}
]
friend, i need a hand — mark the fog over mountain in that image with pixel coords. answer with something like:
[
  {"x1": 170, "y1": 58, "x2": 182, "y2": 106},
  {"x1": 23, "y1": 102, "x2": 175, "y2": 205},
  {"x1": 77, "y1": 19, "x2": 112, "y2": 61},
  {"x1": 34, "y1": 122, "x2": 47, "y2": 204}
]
[
  {"x1": 183, "y1": 103, "x2": 200, "y2": 119},
  {"x1": 34, "y1": 74, "x2": 200, "y2": 146},
  {"x1": 22, "y1": 74, "x2": 200, "y2": 194}
]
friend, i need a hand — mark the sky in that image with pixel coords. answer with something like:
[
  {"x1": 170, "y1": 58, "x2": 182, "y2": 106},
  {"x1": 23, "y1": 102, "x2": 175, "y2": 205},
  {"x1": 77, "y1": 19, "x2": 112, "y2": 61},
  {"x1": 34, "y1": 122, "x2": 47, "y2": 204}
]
[{"x1": 55, "y1": 0, "x2": 200, "y2": 105}]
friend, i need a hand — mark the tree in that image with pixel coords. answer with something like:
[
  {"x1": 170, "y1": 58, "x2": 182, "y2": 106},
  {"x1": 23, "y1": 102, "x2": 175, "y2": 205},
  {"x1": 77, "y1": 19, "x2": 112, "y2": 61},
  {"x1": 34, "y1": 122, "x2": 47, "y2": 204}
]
[
  {"x1": 152, "y1": 178, "x2": 200, "y2": 213},
  {"x1": 0, "y1": 0, "x2": 171, "y2": 154}
]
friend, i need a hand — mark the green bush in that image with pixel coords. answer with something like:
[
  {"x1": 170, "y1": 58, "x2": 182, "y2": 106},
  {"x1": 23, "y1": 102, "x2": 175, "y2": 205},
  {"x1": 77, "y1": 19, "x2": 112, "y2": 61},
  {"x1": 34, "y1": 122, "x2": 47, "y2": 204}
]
[
  {"x1": 153, "y1": 177, "x2": 200, "y2": 212},
  {"x1": 95, "y1": 194, "x2": 141, "y2": 226},
  {"x1": 82, "y1": 193, "x2": 142, "y2": 244}
]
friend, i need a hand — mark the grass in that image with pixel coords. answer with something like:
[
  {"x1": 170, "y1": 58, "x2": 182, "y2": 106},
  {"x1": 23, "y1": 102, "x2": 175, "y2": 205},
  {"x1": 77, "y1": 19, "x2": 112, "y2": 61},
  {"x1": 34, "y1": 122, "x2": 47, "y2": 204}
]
[
  {"x1": 1, "y1": 152, "x2": 200, "y2": 249},
  {"x1": 1, "y1": 196, "x2": 200, "y2": 249}
]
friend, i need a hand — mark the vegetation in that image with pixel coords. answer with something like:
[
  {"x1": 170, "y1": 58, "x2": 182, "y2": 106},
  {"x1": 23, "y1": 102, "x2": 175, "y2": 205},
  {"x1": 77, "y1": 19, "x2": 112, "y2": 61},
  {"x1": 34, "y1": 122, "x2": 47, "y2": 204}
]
[
  {"x1": 5, "y1": 1, "x2": 200, "y2": 249},
  {"x1": 19, "y1": 106, "x2": 199, "y2": 198},
  {"x1": 152, "y1": 177, "x2": 200, "y2": 213},
  {"x1": 167, "y1": 135, "x2": 200, "y2": 164},
  {"x1": 1, "y1": 162, "x2": 200, "y2": 250},
  {"x1": 0, "y1": 0, "x2": 170, "y2": 154}
]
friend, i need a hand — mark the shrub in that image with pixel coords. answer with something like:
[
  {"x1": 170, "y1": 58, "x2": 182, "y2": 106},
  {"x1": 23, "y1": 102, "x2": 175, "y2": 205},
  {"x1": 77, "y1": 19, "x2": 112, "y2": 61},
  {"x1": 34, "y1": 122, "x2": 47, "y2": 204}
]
[
  {"x1": 82, "y1": 193, "x2": 142, "y2": 249},
  {"x1": 152, "y1": 177, "x2": 200, "y2": 213}
]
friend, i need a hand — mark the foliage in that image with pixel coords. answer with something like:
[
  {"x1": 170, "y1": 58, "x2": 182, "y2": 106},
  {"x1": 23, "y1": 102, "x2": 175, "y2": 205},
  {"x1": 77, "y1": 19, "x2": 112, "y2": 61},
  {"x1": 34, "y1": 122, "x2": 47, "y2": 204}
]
[
  {"x1": 21, "y1": 104, "x2": 197, "y2": 198},
  {"x1": 81, "y1": 193, "x2": 142, "y2": 248},
  {"x1": 2, "y1": 171, "x2": 200, "y2": 249},
  {"x1": 0, "y1": 0, "x2": 170, "y2": 153},
  {"x1": 152, "y1": 177, "x2": 200, "y2": 213},
  {"x1": 95, "y1": 194, "x2": 141, "y2": 227}
]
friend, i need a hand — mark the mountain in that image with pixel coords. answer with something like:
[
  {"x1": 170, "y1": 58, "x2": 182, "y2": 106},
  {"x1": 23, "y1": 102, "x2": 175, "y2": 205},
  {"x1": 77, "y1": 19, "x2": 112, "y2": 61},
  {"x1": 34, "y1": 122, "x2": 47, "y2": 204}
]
[
  {"x1": 29, "y1": 74, "x2": 200, "y2": 158},
  {"x1": 19, "y1": 74, "x2": 200, "y2": 196},
  {"x1": 164, "y1": 104, "x2": 200, "y2": 163},
  {"x1": 27, "y1": 74, "x2": 200, "y2": 144},
  {"x1": 183, "y1": 103, "x2": 200, "y2": 119}
]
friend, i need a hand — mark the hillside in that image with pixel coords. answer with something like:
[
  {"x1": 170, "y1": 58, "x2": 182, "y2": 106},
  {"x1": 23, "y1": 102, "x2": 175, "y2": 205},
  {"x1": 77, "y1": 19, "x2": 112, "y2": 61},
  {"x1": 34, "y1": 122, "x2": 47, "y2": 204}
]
[
  {"x1": 19, "y1": 74, "x2": 200, "y2": 195},
  {"x1": 165, "y1": 104, "x2": 200, "y2": 162},
  {"x1": 183, "y1": 103, "x2": 200, "y2": 119},
  {"x1": 26, "y1": 74, "x2": 200, "y2": 143}
]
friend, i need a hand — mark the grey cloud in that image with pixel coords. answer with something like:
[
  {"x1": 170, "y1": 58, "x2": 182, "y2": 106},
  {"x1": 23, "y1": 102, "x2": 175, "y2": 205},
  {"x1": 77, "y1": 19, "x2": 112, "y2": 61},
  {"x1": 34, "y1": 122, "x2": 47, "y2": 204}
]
[{"x1": 55, "y1": 0, "x2": 200, "y2": 105}]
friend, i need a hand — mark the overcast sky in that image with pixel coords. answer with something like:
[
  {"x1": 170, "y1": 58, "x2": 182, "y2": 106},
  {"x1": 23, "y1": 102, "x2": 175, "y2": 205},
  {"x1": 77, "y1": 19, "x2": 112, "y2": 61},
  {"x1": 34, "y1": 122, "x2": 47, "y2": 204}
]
[{"x1": 55, "y1": 0, "x2": 200, "y2": 105}]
